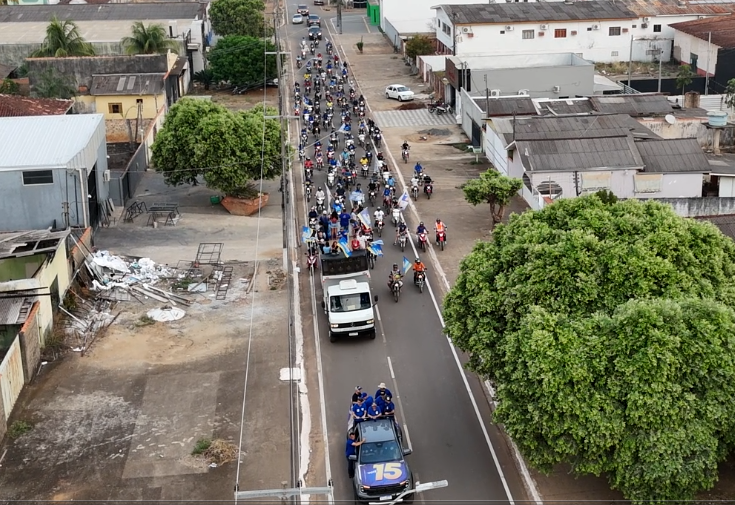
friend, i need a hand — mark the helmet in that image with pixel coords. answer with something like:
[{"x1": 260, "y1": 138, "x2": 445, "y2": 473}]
[
  {"x1": 436, "y1": 218, "x2": 441, "y2": 223},
  {"x1": 392, "y1": 263, "x2": 398, "y2": 269},
  {"x1": 415, "y1": 258, "x2": 420, "y2": 263},
  {"x1": 306, "y1": 157, "x2": 311, "y2": 160},
  {"x1": 323, "y1": 210, "x2": 328, "y2": 215},
  {"x1": 420, "y1": 221, "x2": 424, "y2": 226}
]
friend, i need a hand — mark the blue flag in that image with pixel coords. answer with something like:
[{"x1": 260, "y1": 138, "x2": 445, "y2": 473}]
[
  {"x1": 371, "y1": 239, "x2": 384, "y2": 246},
  {"x1": 398, "y1": 190, "x2": 411, "y2": 211},
  {"x1": 402, "y1": 256, "x2": 412, "y2": 275},
  {"x1": 301, "y1": 226, "x2": 313, "y2": 244},
  {"x1": 338, "y1": 236, "x2": 352, "y2": 257},
  {"x1": 369, "y1": 243, "x2": 384, "y2": 257},
  {"x1": 358, "y1": 208, "x2": 371, "y2": 227}
]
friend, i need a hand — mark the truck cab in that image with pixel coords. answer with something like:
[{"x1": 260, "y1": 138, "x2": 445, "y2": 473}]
[{"x1": 321, "y1": 251, "x2": 377, "y2": 342}]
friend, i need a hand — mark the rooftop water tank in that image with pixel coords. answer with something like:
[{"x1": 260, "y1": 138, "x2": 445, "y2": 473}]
[{"x1": 708, "y1": 111, "x2": 728, "y2": 127}]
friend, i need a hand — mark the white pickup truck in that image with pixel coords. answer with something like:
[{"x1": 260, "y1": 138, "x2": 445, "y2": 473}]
[{"x1": 320, "y1": 250, "x2": 378, "y2": 342}]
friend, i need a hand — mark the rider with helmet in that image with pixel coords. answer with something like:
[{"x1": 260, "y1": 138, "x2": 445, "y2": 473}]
[
  {"x1": 388, "y1": 263, "x2": 402, "y2": 290},
  {"x1": 414, "y1": 162, "x2": 423, "y2": 178},
  {"x1": 394, "y1": 220, "x2": 408, "y2": 246},
  {"x1": 434, "y1": 218, "x2": 447, "y2": 244},
  {"x1": 413, "y1": 257, "x2": 426, "y2": 284}
]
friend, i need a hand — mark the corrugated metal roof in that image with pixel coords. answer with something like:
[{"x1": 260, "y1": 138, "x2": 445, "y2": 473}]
[
  {"x1": 590, "y1": 94, "x2": 675, "y2": 116},
  {"x1": 670, "y1": 15, "x2": 735, "y2": 47},
  {"x1": 636, "y1": 138, "x2": 711, "y2": 172},
  {"x1": 536, "y1": 98, "x2": 596, "y2": 115},
  {"x1": 618, "y1": 0, "x2": 735, "y2": 16},
  {"x1": 440, "y1": 1, "x2": 637, "y2": 25},
  {"x1": 91, "y1": 73, "x2": 166, "y2": 96},
  {"x1": 516, "y1": 136, "x2": 644, "y2": 172},
  {"x1": 0, "y1": 3, "x2": 207, "y2": 22},
  {"x1": 473, "y1": 96, "x2": 536, "y2": 116},
  {"x1": 0, "y1": 114, "x2": 105, "y2": 170}
]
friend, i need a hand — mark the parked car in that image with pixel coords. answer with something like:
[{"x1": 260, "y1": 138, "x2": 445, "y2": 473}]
[
  {"x1": 308, "y1": 25, "x2": 323, "y2": 40},
  {"x1": 292, "y1": 13, "x2": 304, "y2": 24},
  {"x1": 385, "y1": 84, "x2": 415, "y2": 102},
  {"x1": 314, "y1": 0, "x2": 324, "y2": 4},
  {"x1": 297, "y1": 4, "x2": 309, "y2": 15},
  {"x1": 308, "y1": 14, "x2": 321, "y2": 26}
]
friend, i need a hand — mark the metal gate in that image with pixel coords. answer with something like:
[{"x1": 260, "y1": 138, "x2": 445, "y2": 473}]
[{"x1": 0, "y1": 336, "x2": 25, "y2": 421}]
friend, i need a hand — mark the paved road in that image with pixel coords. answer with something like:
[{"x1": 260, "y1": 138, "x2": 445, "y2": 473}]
[
  {"x1": 282, "y1": 6, "x2": 526, "y2": 504},
  {"x1": 372, "y1": 109, "x2": 457, "y2": 128}
]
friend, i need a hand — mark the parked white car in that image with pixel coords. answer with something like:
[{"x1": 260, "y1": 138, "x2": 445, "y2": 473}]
[{"x1": 385, "y1": 84, "x2": 415, "y2": 102}]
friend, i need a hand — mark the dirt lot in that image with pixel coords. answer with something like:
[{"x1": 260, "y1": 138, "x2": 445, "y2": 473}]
[
  {"x1": 0, "y1": 174, "x2": 292, "y2": 501},
  {"x1": 189, "y1": 85, "x2": 279, "y2": 111}
]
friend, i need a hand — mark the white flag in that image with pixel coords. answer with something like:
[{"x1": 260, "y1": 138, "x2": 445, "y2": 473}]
[{"x1": 398, "y1": 190, "x2": 410, "y2": 211}]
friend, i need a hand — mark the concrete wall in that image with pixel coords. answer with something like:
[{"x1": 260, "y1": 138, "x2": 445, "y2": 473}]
[
  {"x1": 18, "y1": 301, "x2": 41, "y2": 385},
  {"x1": 35, "y1": 243, "x2": 70, "y2": 341},
  {"x1": 0, "y1": 255, "x2": 45, "y2": 282},
  {"x1": 26, "y1": 54, "x2": 171, "y2": 92},
  {"x1": 465, "y1": 56, "x2": 595, "y2": 98},
  {"x1": 434, "y1": 8, "x2": 676, "y2": 63},
  {"x1": 68, "y1": 227, "x2": 93, "y2": 274},
  {"x1": 652, "y1": 197, "x2": 735, "y2": 217},
  {"x1": 673, "y1": 30, "x2": 720, "y2": 76},
  {"x1": 637, "y1": 116, "x2": 715, "y2": 148}
]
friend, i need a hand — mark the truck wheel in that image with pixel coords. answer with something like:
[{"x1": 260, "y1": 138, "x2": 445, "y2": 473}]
[
  {"x1": 369, "y1": 330, "x2": 376, "y2": 340},
  {"x1": 329, "y1": 333, "x2": 337, "y2": 343}
]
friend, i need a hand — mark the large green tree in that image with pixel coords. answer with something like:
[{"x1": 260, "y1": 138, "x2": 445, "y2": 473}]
[
  {"x1": 209, "y1": 0, "x2": 272, "y2": 38},
  {"x1": 31, "y1": 16, "x2": 95, "y2": 57},
  {"x1": 151, "y1": 98, "x2": 281, "y2": 195},
  {"x1": 462, "y1": 169, "x2": 522, "y2": 230},
  {"x1": 121, "y1": 22, "x2": 179, "y2": 55},
  {"x1": 443, "y1": 195, "x2": 735, "y2": 503},
  {"x1": 208, "y1": 36, "x2": 278, "y2": 87},
  {"x1": 404, "y1": 35, "x2": 434, "y2": 60}
]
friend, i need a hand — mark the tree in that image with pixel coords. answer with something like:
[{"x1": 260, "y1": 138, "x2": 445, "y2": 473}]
[
  {"x1": 209, "y1": 36, "x2": 278, "y2": 87},
  {"x1": 121, "y1": 22, "x2": 179, "y2": 55},
  {"x1": 151, "y1": 98, "x2": 281, "y2": 196},
  {"x1": 0, "y1": 78, "x2": 20, "y2": 95},
  {"x1": 594, "y1": 189, "x2": 618, "y2": 204},
  {"x1": 405, "y1": 35, "x2": 434, "y2": 60},
  {"x1": 676, "y1": 63, "x2": 694, "y2": 95},
  {"x1": 443, "y1": 195, "x2": 735, "y2": 503},
  {"x1": 31, "y1": 68, "x2": 76, "y2": 99},
  {"x1": 209, "y1": 0, "x2": 272, "y2": 38},
  {"x1": 31, "y1": 16, "x2": 95, "y2": 57},
  {"x1": 461, "y1": 169, "x2": 522, "y2": 230},
  {"x1": 724, "y1": 78, "x2": 735, "y2": 110},
  {"x1": 193, "y1": 69, "x2": 215, "y2": 90}
]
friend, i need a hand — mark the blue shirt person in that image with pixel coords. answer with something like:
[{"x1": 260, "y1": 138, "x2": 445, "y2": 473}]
[
  {"x1": 361, "y1": 393, "x2": 374, "y2": 410},
  {"x1": 375, "y1": 383, "x2": 393, "y2": 402},
  {"x1": 345, "y1": 431, "x2": 364, "y2": 478},
  {"x1": 339, "y1": 211, "x2": 351, "y2": 229},
  {"x1": 351, "y1": 400, "x2": 367, "y2": 424},
  {"x1": 381, "y1": 397, "x2": 396, "y2": 417},
  {"x1": 367, "y1": 402, "x2": 382, "y2": 420}
]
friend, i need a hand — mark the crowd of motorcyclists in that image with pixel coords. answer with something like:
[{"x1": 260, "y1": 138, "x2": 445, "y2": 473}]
[{"x1": 297, "y1": 39, "x2": 448, "y2": 299}]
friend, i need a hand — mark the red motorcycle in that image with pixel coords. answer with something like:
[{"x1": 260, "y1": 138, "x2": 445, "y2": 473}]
[
  {"x1": 436, "y1": 230, "x2": 446, "y2": 251},
  {"x1": 418, "y1": 231, "x2": 428, "y2": 252},
  {"x1": 306, "y1": 249, "x2": 318, "y2": 273},
  {"x1": 424, "y1": 183, "x2": 433, "y2": 200}
]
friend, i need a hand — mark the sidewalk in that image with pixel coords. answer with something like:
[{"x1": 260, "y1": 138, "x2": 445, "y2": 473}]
[{"x1": 329, "y1": 30, "x2": 625, "y2": 503}]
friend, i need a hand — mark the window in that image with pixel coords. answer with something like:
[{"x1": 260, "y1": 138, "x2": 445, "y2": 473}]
[
  {"x1": 522, "y1": 29, "x2": 534, "y2": 39},
  {"x1": 108, "y1": 103, "x2": 122, "y2": 114},
  {"x1": 611, "y1": 51, "x2": 619, "y2": 57},
  {"x1": 500, "y1": 30, "x2": 506, "y2": 34},
  {"x1": 136, "y1": 98, "x2": 143, "y2": 104},
  {"x1": 632, "y1": 24, "x2": 637, "y2": 28},
  {"x1": 653, "y1": 24, "x2": 662, "y2": 32},
  {"x1": 442, "y1": 22, "x2": 450, "y2": 35},
  {"x1": 690, "y1": 52, "x2": 698, "y2": 69},
  {"x1": 609, "y1": 26, "x2": 621, "y2": 36},
  {"x1": 554, "y1": 28, "x2": 567, "y2": 38},
  {"x1": 23, "y1": 170, "x2": 53, "y2": 185}
]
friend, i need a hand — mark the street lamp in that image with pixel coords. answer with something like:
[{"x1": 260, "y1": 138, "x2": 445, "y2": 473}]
[{"x1": 368, "y1": 480, "x2": 448, "y2": 505}]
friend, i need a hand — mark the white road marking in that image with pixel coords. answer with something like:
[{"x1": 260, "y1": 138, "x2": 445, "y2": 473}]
[
  {"x1": 332, "y1": 34, "x2": 526, "y2": 505},
  {"x1": 402, "y1": 422, "x2": 413, "y2": 453},
  {"x1": 387, "y1": 355, "x2": 395, "y2": 379}
]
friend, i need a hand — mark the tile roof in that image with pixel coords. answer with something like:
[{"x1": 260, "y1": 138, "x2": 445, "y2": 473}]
[
  {"x1": 439, "y1": 1, "x2": 637, "y2": 25},
  {"x1": 473, "y1": 96, "x2": 536, "y2": 116},
  {"x1": 516, "y1": 136, "x2": 644, "y2": 172},
  {"x1": 670, "y1": 15, "x2": 735, "y2": 48},
  {"x1": 618, "y1": 0, "x2": 735, "y2": 16},
  {"x1": 0, "y1": 3, "x2": 207, "y2": 23},
  {"x1": 536, "y1": 98, "x2": 596, "y2": 115},
  {"x1": 0, "y1": 94, "x2": 73, "y2": 117},
  {"x1": 90, "y1": 73, "x2": 166, "y2": 96},
  {"x1": 636, "y1": 138, "x2": 711, "y2": 172},
  {"x1": 590, "y1": 94, "x2": 675, "y2": 116}
]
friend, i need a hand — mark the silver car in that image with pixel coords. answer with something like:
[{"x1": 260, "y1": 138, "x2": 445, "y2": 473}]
[{"x1": 292, "y1": 13, "x2": 304, "y2": 24}]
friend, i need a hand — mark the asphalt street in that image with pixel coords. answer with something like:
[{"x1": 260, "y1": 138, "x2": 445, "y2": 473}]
[{"x1": 282, "y1": 6, "x2": 524, "y2": 504}]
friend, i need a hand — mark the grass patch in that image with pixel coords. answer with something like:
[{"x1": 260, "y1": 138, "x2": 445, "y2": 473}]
[
  {"x1": 172, "y1": 277, "x2": 195, "y2": 290},
  {"x1": 8, "y1": 420, "x2": 33, "y2": 439},
  {"x1": 450, "y1": 142, "x2": 471, "y2": 151},
  {"x1": 192, "y1": 438, "x2": 212, "y2": 455},
  {"x1": 136, "y1": 315, "x2": 156, "y2": 327}
]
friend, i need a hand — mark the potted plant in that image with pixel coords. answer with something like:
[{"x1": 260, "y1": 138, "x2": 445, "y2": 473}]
[{"x1": 357, "y1": 37, "x2": 364, "y2": 53}]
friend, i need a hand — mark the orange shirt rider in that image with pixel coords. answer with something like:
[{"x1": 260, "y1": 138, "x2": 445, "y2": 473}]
[{"x1": 434, "y1": 219, "x2": 447, "y2": 243}]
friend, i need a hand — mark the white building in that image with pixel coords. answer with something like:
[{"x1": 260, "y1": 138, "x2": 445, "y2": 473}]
[
  {"x1": 379, "y1": 0, "x2": 483, "y2": 47},
  {"x1": 431, "y1": 0, "x2": 734, "y2": 63}
]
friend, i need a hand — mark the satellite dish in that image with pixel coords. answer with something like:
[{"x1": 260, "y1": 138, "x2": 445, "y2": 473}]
[{"x1": 665, "y1": 114, "x2": 677, "y2": 125}]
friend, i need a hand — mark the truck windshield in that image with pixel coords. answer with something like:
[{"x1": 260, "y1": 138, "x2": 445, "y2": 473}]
[
  {"x1": 330, "y1": 293, "x2": 371, "y2": 312},
  {"x1": 359, "y1": 440, "x2": 402, "y2": 464}
]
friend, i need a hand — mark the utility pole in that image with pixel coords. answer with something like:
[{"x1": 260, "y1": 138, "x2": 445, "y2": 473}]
[
  {"x1": 705, "y1": 30, "x2": 712, "y2": 95},
  {"x1": 657, "y1": 47, "x2": 663, "y2": 93},
  {"x1": 627, "y1": 34, "x2": 634, "y2": 87},
  {"x1": 484, "y1": 74, "x2": 489, "y2": 118},
  {"x1": 337, "y1": 0, "x2": 343, "y2": 35},
  {"x1": 452, "y1": 12, "x2": 457, "y2": 56}
]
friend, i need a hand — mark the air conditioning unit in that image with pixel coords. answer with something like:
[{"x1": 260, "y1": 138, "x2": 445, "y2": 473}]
[
  {"x1": 518, "y1": 89, "x2": 529, "y2": 96},
  {"x1": 540, "y1": 24, "x2": 549, "y2": 30},
  {"x1": 103, "y1": 170, "x2": 111, "y2": 182},
  {"x1": 641, "y1": 22, "x2": 648, "y2": 28},
  {"x1": 591, "y1": 24, "x2": 600, "y2": 30},
  {"x1": 552, "y1": 85, "x2": 561, "y2": 93},
  {"x1": 168, "y1": 20, "x2": 178, "y2": 38},
  {"x1": 643, "y1": 17, "x2": 650, "y2": 22},
  {"x1": 698, "y1": 15, "x2": 705, "y2": 19},
  {"x1": 490, "y1": 89, "x2": 501, "y2": 97},
  {"x1": 461, "y1": 26, "x2": 471, "y2": 33},
  {"x1": 505, "y1": 25, "x2": 514, "y2": 31}
]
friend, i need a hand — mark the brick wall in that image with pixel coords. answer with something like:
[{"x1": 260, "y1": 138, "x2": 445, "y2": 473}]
[
  {"x1": 69, "y1": 227, "x2": 93, "y2": 274},
  {"x1": 18, "y1": 302, "x2": 41, "y2": 384}
]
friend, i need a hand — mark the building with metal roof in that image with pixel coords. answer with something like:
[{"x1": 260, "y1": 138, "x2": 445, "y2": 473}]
[
  {"x1": 0, "y1": 114, "x2": 109, "y2": 230},
  {"x1": 635, "y1": 138, "x2": 712, "y2": 172},
  {"x1": 438, "y1": 2, "x2": 637, "y2": 25},
  {"x1": 590, "y1": 94, "x2": 681, "y2": 116}
]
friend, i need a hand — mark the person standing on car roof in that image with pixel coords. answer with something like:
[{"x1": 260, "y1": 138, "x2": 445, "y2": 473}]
[
  {"x1": 351, "y1": 386, "x2": 363, "y2": 404},
  {"x1": 351, "y1": 397, "x2": 367, "y2": 424},
  {"x1": 376, "y1": 382, "x2": 393, "y2": 402},
  {"x1": 382, "y1": 396, "x2": 396, "y2": 418},
  {"x1": 367, "y1": 401, "x2": 382, "y2": 420},
  {"x1": 346, "y1": 431, "x2": 364, "y2": 478}
]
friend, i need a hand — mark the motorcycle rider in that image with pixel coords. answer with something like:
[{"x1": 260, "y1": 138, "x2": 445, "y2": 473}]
[
  {"x1": 413, "y1": 257, "x2": 426, "y2": 284},
  {"x1": 394, "y1": 220, "x2": 408, "y2": 246},
  {"x1": 434, "y1": 218, "x2": 447, "y2": 245},
  {"x1": 402, "y1": 140, "x2": 410, "y2": 152},
  {"x1": 319, "y1": 209, "x2": 330, "y2": 234},
  {"x1": 388, "y1": 263, "x2": 403, "y2": 290},
  {"x1": 374, "y1": 207, "x2": 385, "y2": 228},
  {"x1": 315, "y1": 186, "x2": 326, "y2": 206},
  {"x1": 416, "y1": 221, "x2": 428, "y2": 242},
  {"x1": 304, "y1": 157, "x2": 314, "y2": 171},
  {"x1": 414, "y1": 162, "x2": 423, "y2": 178},
  {"x1": 367, "y1": 179, "x2": 378, "y2": 197},
  {"x1": 308, "y1": 206, "x2": 319, "y2": 221},
  {"x1": 382, "y1": 185, "x2": 392, "y2": 208}
]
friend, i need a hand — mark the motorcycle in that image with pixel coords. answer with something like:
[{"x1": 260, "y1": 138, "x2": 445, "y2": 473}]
[
  {"x1": 437, "y1": 230, "x2": 446, "y2": 251},
  {"x1": 398, "y1": 231, "x2": 407, "y2": 252},
  {"x1": 392, "y1": 278, "x2": 402, "y2": 302},
  {"x1": 327, "y1": 170, "x2": 335, "y2": 187},
  {"x1": 391, "y1": 208, "x2": 401, "y2": 226},
  {"x1": 309, "y1": 217, "x2": 318, "y2": 231},
  {"x1": 306, "y1": 249, "x2": 318, "y2": 273},
  {"x1": 369, "y1": 190, "x2": 376, "y2": 206},
  {"x1": 361, "y1": 161, "x2": 369, "y2": 178},
  {"x1": 376, "y1": 219, "x2": 384, "y2": 237},
  {"x1": 382, "y1": 170, "x2": 391, "y2": 185},
  {"x1": 402, "y1": 149, "x2": 409, "y2": 163},
  {"x1": 417, "y1": 231, "x2": 428, "y2": 252},
  {"x1": 358, "y1": 133, "x2": 366, "y2": 147},
  {"x1": 411, "y1": 183, "x2": 419, "y2": 201},
  {"x1": 316, "y1": 194, "x2": 325, "y2": 213},
  {"x1": 374, "y1": 133, "x2": 382, "y2": 148},
  {"x1": 415, "y1": 271, "x2": 425, "y2": 293},
  {"x1": 305, "y1": 183, "x2": 312, "y2": 202},
  {"x1": 316, "y1": 157, "x2": 324, "y2": 170},
  {"x1": 305, "y1": 167, "x2": 313, "y2": 180},
  {"x1": 424, "y1": 183, "x2": 433, "y2": 200}
]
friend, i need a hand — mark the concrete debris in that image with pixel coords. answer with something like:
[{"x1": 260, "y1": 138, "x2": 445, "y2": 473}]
[
  {"x1": 88, "y1": 251, "x2": 173, "y2": 288},
  {"x1": 147, "y1": 306, "x2": 186, "y2": 322}
]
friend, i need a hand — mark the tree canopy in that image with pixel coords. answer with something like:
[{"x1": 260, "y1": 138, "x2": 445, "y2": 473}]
[
  {"x1": 209, "y1": 0, "x2": 273, "y2": 38},
  {"x1": 208, "y1": 36, "x2": 278, "y2": 87},
  {"x1": 121, "y1": 22, "x2": 179, "y2": 55},
  {"x1": 462, "y1": 169, "x2": 522, "y2": 230},
  {"x1": 31, "y1": 16, "x2": 95, "y2": 57},
  {"x1": 443, "y1": 195, "x2": 735, "y2": 503},
  {"x1": 150, "y1": 98, "x2": 282, "y2": 196},
  {"x1": 405, "y1": 35, "x2": 434, "y2": 60}
]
